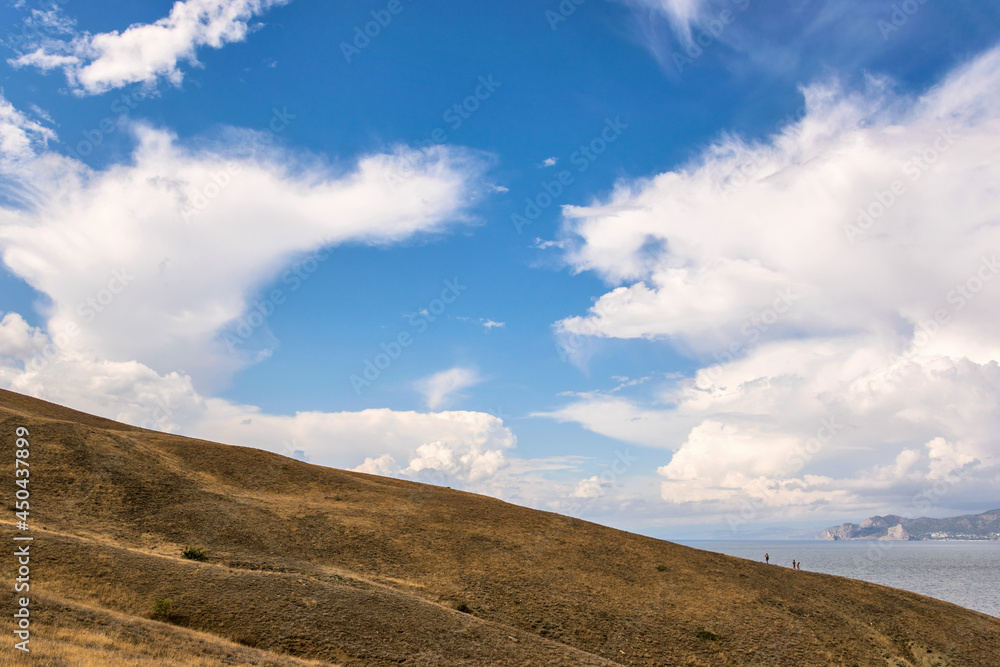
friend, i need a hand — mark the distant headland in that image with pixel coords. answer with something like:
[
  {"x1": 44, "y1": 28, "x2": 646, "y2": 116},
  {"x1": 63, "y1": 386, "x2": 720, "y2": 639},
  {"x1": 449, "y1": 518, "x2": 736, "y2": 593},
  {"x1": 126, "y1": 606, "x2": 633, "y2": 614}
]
[{"x1": 820, "y1": 508, "x2": 1000, "y2": 541}]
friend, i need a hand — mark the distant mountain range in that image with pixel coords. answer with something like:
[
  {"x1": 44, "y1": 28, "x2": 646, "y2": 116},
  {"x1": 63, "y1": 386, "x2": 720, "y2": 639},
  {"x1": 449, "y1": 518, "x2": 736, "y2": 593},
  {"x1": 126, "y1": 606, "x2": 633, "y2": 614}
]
[{"x1": 820, "y1": 509, "x2": 1000, "y2": 541}]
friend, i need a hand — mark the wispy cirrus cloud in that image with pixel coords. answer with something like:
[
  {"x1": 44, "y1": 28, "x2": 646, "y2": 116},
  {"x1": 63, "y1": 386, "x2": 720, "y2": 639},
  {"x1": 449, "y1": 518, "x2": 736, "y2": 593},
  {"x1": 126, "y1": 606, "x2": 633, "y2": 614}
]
[
  {"x1": 0, "y1": 92, "x2": 55, "y2": 169},
  {"x1": 416, "y1": 366, "x2": 483, "y2": 410},
  {"x1": 626, "y1": 0, "x2": 708, "y2": 40}
]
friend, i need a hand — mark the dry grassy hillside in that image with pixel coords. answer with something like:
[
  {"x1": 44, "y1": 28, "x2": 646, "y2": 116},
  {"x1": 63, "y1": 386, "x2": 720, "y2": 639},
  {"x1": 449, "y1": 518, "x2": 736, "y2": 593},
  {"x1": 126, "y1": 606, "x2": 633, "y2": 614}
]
[{"x1": 1, "y1": 388, "x2": 998, "y2": 666}]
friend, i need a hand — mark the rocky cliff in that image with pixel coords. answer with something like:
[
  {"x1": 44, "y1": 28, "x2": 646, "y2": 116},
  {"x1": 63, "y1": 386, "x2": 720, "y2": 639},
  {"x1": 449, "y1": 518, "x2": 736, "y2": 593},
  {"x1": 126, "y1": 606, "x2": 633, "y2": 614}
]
[{"x1": 820, "y1": 509, "x2": 1000, "y2": 541}]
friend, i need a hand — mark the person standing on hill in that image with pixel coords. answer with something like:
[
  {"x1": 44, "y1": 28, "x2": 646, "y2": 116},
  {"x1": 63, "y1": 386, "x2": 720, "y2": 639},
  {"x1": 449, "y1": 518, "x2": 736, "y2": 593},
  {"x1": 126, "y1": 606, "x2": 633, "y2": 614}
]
[{"x1": 765, "y1": 553, "x2": 769, "y2": 564}]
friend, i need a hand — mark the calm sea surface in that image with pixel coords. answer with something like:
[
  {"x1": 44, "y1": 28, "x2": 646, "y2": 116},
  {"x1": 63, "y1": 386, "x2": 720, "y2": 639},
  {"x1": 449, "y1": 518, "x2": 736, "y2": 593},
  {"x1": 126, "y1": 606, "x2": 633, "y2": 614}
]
[{"x1": 677, "y1": 540, "x2": 1000, "y2": 619}]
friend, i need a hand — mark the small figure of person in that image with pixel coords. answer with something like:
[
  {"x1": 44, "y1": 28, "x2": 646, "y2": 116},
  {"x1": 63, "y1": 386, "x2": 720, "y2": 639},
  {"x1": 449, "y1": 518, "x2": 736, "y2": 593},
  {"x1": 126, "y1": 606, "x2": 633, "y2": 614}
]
[
  {"x1": 792, "y1": 559, "x2": 796, "y2": 569},
  {"x1": 796, "y1": 561, "x2": 802, "y2": 570},
  {"x1": 765, "y1": 553, "x2": 769, "y2": 564}
]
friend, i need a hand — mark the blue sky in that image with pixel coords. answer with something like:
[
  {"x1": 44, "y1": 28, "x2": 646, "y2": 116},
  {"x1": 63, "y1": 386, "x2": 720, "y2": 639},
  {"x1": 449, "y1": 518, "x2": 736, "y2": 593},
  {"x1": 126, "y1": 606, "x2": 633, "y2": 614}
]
[{"x1": 1, "y1": 0, "x2": 1000, "y2": 538}]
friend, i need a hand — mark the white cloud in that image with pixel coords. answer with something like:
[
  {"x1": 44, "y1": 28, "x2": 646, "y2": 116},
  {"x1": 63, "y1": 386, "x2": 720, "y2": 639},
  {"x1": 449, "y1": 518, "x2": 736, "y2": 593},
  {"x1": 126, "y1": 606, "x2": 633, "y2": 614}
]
[
  {"x1": 0, "y1": 316, "x2": 515, "y2": 487},
  {"x1": 542, "y1": 47, "x2": 1000, "y2": 521},
  {"x1": 0, "y1": 93, "x2": 521, "y2": 493},
  {"x1": 0, "y1": 312, "x2": 47, "y2": 359},
  {"x1": 355, "y1": 453, "x2": 398, "y2": 477},
  {"x1": 0, "y1": 119, "x2": 482, "y2": 389},
  {"x1": 572, "y1": 475, "x2": 606, "y2": 498},
  {"x1": 0, "y1": 92, "x2": 55, "y2": 169},
  {"x1": 540, "y1": 157, "x2": 558, "y2": 167},
  {"x1": 416, "y1": 366, "x2": 482, "y2": 410},
  {"x1": 536, "y1": 396, "x2": 690, "y2": 449},
  {"x1": 0, "y1": 309, "x2": 645, "y2": 513},
  {"x1": 628, "y1": 0, "x2": 707, "y2": 40},
  {"x1": 532, "y1": 238, "x2": 566, "y2": 250},
  {"x1": 478, "y1": 318, "x2": 505, "y2": 331},
  {"x1": 558, "y1": 52, "x2": 1000, "y2": 353},
  {"x1": 9, "y1": 0, "x2": 289, "y2": 95}
]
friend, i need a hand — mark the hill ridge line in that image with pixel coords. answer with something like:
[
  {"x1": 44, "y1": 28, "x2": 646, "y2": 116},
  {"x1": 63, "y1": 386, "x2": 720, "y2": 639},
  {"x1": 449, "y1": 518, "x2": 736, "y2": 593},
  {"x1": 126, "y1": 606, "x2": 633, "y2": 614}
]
[{"x1": 3, "y1": 387, "x2": 999, "y2": 665}]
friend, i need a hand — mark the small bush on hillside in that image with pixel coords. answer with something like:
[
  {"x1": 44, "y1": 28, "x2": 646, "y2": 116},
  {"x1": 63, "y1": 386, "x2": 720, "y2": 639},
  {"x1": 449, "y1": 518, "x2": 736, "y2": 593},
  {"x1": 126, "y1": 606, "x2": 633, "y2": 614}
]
[
  {"x1": 696, "y1": 627, "x2": 722, "y2": 642},
  {"x1": 656, "y1": 565, "x2": 668, "y2": 572},
  {"x1": 152, "y1": 598, "x2": 173, "y2": 620},
  {"x1": 455, "y1": 602, "x2": 472, "y2": 614},
  {"x1": 182, "y1": 546, "x2": 207, "y2": 561}
]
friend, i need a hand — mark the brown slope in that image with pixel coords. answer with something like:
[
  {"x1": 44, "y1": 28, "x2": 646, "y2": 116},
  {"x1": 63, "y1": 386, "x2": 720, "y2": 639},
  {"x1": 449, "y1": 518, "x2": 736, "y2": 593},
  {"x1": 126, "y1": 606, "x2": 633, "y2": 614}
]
[
  {"x1": 2, "y1": 387, "x2": 998, "y2": 666},
  {"x1": 0, "y1": 590, "x2": 335, "y2": 667}
]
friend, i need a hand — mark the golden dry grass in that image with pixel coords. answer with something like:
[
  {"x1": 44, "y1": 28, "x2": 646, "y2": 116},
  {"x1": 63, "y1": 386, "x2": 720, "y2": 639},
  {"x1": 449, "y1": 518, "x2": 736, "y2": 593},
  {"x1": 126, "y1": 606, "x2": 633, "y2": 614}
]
[
  {"x1": 1, "y1": 388, "x2": 998, "y2": 666},
  {"x1": 0, "y1": 591, "x2": 334, "y2": 666}
]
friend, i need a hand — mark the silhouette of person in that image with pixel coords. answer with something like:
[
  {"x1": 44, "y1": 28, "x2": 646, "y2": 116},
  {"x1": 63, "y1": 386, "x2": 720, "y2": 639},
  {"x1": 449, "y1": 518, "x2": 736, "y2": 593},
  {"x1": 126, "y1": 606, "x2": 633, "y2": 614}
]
[
  {"x1": 765, "y1": 553, "x2": 769, "y2": 564},
  {"x1": 792, "y1": 559, "x2": 796, "y2": 569}
]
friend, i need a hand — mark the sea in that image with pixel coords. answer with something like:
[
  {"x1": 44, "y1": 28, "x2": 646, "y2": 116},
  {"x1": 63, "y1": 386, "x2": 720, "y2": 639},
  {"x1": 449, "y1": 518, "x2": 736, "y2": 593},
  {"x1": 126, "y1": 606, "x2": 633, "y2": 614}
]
[{"x1": 678, "y1": 540, "x2": 1000, "y2": 619}]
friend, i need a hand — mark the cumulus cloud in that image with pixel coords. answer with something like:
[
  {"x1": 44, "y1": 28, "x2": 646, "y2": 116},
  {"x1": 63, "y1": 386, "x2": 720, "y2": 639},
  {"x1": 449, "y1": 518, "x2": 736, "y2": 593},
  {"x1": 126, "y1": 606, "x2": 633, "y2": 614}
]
[
  {"x1": 0, "y1": 314, "x2": 515, "y2": 486},
  {"x1": 416, "y1": 366, "x2": 483, "y2": 410},
  {"x1": 544, "y1": 47, "x2": 1000, "y2": 521},
  {"x1": 0, "y1": 312, "x2": 47, "y2": 360},
  {"x1": 9, "y1": 0, "x2": 289, "y2": 95},
  {"x1": 572, "y1": 475, "x2": 606, "y2": 498},
  {"x1": 0, "y1": 91, "x2": 523, "y2": 491},
  {"x1": 0, "y1": 117, "x2": 481, "y2": 388},
  {"x1": 0, "y1": 305, "x2": 643, "y2": 515}
]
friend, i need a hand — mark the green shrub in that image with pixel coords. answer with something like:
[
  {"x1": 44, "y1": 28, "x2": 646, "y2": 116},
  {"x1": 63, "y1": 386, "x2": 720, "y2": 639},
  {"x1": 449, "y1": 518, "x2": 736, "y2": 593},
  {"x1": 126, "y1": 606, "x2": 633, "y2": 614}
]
[
  {"x1": 696, "y1": 627, "x2": 722, "y2": 641},
  {"x1": 152, "y1": 598, "x2": 173, "y2": 620},
  {"x1": 182, "y1": 546, "x2": 207, "y2": 561},
  {"x1": 656, "y1": 565, "x2": 668, "y2": 572}
]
